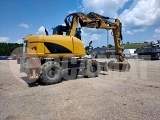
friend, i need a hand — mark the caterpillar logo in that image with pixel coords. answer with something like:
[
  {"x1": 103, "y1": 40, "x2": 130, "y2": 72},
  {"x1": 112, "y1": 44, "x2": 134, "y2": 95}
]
[{"x1": 32, "y1": 46, "x2": 37, "y2": 51}]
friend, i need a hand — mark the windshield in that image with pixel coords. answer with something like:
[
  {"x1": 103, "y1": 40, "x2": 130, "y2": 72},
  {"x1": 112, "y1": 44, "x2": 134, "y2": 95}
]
[
  {"x1": 52, "y1": 25, "x2": 68, "y2": 35},
  {"x1": 52, "y1": 27, "x2": 59, "y2": 35}
]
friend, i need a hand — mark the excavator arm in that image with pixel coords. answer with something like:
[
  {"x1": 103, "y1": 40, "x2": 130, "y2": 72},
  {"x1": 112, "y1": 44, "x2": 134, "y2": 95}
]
[{"x1": 64, "y1": 12, "x2": 125, "y2": 62}]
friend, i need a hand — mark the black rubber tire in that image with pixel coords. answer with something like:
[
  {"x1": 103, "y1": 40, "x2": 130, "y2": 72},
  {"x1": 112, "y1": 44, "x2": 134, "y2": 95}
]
[
  {"x1": 84, "y1": 60, "x2": 100, "y2": 78},
  {"x1": 156, "y1": 53, "x2": 160, "y2": 60},
  {"x1": 40, "y1": 61, "x2": 63, "y2": 85}
]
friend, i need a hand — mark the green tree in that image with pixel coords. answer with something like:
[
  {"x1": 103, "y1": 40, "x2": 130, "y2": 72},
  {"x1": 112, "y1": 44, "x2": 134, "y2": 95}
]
[
  {"x1": 0, "y1": 43, "x2": 23, "y2": 56},
  {"x1": 108, "y1": 44, "x2": 113, "y2": 48}
]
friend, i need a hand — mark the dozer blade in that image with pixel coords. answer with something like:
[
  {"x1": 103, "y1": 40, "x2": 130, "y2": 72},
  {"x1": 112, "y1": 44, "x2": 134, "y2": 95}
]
[{"x1": 108, "y1": 60, "x2": 131, "y2": 71}]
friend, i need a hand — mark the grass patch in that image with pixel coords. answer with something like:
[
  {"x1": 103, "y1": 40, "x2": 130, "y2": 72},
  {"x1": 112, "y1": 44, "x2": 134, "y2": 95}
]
[{"x1": 124, "y1": 43, "x2": 149, "y2": 49}]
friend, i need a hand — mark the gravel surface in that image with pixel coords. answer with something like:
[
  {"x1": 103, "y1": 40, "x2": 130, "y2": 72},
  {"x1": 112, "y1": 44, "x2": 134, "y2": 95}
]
[{"x1": 0, "y1": 59, "x2": 160, "y2": 120}]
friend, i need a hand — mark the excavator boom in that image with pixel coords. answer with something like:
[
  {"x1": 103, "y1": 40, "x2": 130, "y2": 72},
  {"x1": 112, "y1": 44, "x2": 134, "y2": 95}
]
[{"x1": 64, "y1": 12, "x2": 125, "y2": 62}]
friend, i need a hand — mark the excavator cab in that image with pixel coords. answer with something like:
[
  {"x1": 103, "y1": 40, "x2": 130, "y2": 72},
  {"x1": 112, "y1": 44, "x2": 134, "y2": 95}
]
[
  {"x1": 52, "y1": 25, "x2": 69, "y2": 35},
  {"x1": 52, "y1": 25, "x2": 82, "y2": 40},
  {"x1": 75, "y1": 27, "x2": 82, "y2": 40}
]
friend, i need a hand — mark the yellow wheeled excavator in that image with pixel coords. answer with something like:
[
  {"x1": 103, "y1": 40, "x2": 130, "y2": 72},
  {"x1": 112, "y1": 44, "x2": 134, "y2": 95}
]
[{"x1": 20, "y1": 12, "x2": 130, "y2": 85}]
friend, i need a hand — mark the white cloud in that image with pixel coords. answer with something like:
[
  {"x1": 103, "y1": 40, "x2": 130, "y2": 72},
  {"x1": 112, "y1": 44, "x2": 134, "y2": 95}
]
[
  {"x1": 144, "y1": 28, "x2": 160, "y2": 43},
  {"x1": 15, "y1": 39, "x2": 23, "y2": 44},
  {"x1": 61, "y1": 23, "x2": 66, "y2": 26},
  {"x1": 67, "y1": 10, "x2": 76, "y2": 14},
  {"x1": 0, "y1": 37, "x2": 10, "y2": 43},
  {"x1": 120, "y1": 0, "x2": 160, "y2": 27},
  {"x1": 126, "y1": 31, "x2": 133, "y2": 35},
  {"x1": 155, "y1": 28, "x2": 160, "y2": 34},
  {"x1": 80, "y1": 0, "x2": 129, "y2": 46},
  {"x1": 133, "y1": 27, "x2": 146, "y2": 32},
  {"x1": 126, "y1": 27, "x2": 146, "y2": 35},
  {"x1": 152, "y1": 28, "x2": 160, "y2": 40},
  {"x1": 36, "y1": 26, "x2": 46, "y2": 35},
  {"x1": 69, "y1": 0, "x2": 160, "y2": 45},
  {"x1": 18, "y1": 23, "x2": 29, "y2": 29},
  {"x1": 82, "y1": 0, "x2": 129, "y2": 17},
  {"x1": 81, "y1": 28, "x2": 107, "y2": 45},
  {"x1": 81, "y1": 29, "x2": 95, "y2": 45},
  {"x1": 90, "y1": 34, "x2": 101, "y2": 41}
]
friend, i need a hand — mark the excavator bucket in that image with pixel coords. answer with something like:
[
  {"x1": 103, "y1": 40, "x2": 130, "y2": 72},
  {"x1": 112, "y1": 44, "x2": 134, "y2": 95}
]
[{"x1": 108, "y1": 60, "x2": 131, "y2": 71}]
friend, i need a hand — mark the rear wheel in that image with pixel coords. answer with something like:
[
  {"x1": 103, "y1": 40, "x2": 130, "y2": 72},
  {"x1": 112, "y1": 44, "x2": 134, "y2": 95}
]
[
  {"x1": 40, "y1": 61, "x2": 63, "y2": 85},
  {"x1": 84, "y1": 60, "x2": 100, "y2": 78},
  {"x1": 156, "y1": 53, "x2": 160, "y2": 60}
]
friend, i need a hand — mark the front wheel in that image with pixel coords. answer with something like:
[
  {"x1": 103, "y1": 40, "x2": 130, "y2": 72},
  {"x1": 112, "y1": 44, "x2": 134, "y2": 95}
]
[
  {"x1": 84, "y1": 60, "x2": 100, "y2": 78},
  {"x1": 40, "y1": 61, "x2": 63, "y2": 85}
]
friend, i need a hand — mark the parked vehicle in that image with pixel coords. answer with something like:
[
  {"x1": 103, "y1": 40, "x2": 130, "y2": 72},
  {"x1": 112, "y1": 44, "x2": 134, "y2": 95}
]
[
  {"x1": 0, "y1": 56, "x2": 9, "y2": 60},
  {"x1": 142, "y1": 46, "x2": 160, "y2": 60},
  {"x1": 136, "y1": 47, "x2": 144, "y2": 59},
  {"x1": 91, "y1": 48, "x2": 115, "y2": 58},
  {"x1": 123, "y1": 49, "x2": 137, "y2": 58},
  {"x1": 138, "y1": 40, "x2": 160, "y2": 60}
]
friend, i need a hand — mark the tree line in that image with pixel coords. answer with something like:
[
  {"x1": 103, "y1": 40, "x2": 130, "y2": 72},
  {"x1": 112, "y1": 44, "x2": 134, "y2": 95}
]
[{"x1": 0, "y1": 43, "x2": 23, "y2": 56}]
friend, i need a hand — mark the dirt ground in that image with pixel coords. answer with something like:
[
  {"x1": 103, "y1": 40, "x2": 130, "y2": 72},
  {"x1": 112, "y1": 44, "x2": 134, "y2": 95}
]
[{"x1": 0, "y1": 59, "x2": 160, "y2": 120}]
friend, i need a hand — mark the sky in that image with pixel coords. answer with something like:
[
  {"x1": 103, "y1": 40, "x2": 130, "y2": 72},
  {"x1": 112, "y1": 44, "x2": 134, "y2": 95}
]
[{"x1": 0, "y1": 0, "x2": 160, "y2": 47}]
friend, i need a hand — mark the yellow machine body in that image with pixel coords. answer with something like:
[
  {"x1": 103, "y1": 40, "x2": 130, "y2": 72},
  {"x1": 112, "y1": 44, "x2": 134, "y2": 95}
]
[{"x1": 23, "y1": 35, "x2": 85, "y2": 58}]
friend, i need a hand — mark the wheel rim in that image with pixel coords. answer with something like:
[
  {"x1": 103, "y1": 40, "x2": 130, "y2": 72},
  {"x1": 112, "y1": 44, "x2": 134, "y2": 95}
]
[
  {"x1": 48, "y1": 68, "x2": 56, "y2": 78},
  {"x1": 68, "y1": 69, "x2": 71, "y2": 75},
  {"x1": 90, "y1": 65, "x2": 97, "y2": 73}
]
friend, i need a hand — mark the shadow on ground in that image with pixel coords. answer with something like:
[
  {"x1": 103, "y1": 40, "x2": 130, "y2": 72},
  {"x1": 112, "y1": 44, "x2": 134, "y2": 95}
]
[
  {"x1": 20, "y1": 76, "x2": 87, "y2": 87},
  {"x1": 20, "y1": 72, "x2": 108, "y2": 87}
]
